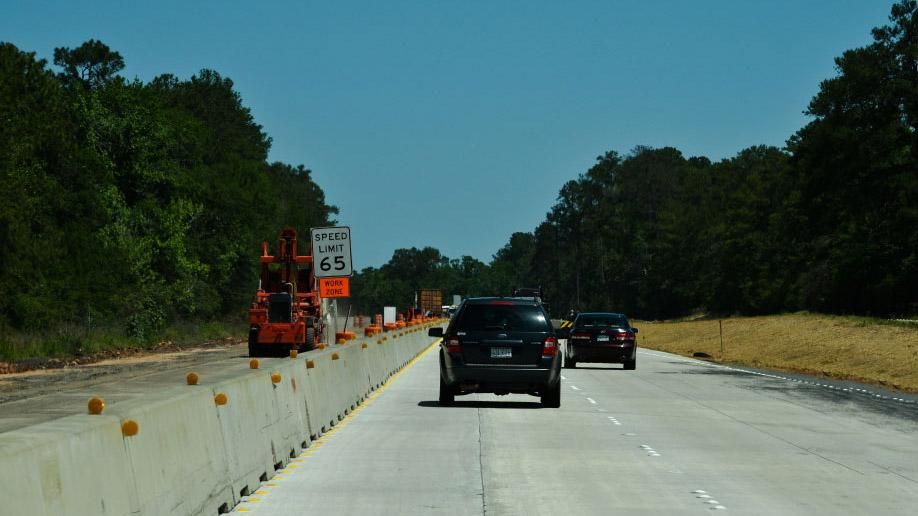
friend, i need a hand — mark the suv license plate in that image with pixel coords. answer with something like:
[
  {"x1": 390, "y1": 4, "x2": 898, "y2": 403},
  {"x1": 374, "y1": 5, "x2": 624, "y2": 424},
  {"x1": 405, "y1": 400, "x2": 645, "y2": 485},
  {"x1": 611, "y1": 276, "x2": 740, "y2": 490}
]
[{"x1": 491, "y1": 347, "x2": 512, "y2": 358}]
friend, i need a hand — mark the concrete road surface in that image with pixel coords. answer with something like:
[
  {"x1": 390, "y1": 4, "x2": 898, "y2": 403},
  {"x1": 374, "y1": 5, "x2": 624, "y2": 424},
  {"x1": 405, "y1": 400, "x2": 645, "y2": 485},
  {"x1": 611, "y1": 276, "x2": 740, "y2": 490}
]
[{"x1": 234, "y1": 345, "x2": 918, "y2": 515}]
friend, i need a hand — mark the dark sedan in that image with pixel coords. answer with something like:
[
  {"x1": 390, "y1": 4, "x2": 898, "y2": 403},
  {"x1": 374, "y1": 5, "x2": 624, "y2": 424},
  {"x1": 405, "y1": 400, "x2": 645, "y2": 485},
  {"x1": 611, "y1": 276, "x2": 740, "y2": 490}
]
[{"x1": 564, "y1": 312, "x2": 638, "y2": 369}]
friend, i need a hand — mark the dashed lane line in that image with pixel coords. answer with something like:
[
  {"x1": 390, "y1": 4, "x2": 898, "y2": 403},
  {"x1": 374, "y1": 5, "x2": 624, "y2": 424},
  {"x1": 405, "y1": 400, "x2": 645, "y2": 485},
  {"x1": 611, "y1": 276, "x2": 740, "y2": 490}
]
[{"x1": 693, "y1": 490, "x2": 727, "y2": 510}]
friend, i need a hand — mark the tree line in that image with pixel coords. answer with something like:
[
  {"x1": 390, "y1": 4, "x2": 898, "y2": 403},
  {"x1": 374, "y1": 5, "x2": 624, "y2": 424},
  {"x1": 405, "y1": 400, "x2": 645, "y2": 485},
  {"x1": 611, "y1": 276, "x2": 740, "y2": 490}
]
[
  {"x1": 3, "y1": 0, "x2": 916, "y2": 357},
  {"x1": 0, "y1": 40, "x2": 337, "y2": 346},
  {"x1": 353, "y1": 1, "x2": 918, "y2": 319}
]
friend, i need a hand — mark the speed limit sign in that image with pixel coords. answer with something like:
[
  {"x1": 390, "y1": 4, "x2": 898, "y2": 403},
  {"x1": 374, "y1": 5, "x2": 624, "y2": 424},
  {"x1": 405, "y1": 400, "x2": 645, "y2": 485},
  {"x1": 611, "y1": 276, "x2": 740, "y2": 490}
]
[{"x1": 311, "y1": 226, "x2": 353, "y2": 278}]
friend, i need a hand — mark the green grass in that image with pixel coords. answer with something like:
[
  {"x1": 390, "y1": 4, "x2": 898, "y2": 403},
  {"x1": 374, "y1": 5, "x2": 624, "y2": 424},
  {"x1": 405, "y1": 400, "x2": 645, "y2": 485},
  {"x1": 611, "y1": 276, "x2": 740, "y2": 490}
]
[{"x1": 0, "y1": 319, "x2": 246, "y2": 362}]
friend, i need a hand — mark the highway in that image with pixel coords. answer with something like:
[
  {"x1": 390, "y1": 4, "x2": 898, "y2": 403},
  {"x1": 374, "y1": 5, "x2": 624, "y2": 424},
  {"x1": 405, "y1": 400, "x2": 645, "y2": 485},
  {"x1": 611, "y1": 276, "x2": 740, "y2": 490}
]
[{"x1": 233, "y1": 342, "x2": 918, "y2": 515}]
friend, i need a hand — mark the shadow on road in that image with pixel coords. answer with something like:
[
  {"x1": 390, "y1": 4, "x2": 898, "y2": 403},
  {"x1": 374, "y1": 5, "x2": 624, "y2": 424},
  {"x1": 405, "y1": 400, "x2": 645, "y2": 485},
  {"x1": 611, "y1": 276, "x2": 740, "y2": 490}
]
[
  {"x1": 654, "y1": 365, "x2": 918, "y2": 423},
  {"x1": 567, "y1": 366, "x2": 627, "y2": 371},
  {"x1": 417, "y1": 400, "x2": 543, "y2": 409},
  {"x1": 655, "y1": 368, "x2": 748, "y2": 377}
]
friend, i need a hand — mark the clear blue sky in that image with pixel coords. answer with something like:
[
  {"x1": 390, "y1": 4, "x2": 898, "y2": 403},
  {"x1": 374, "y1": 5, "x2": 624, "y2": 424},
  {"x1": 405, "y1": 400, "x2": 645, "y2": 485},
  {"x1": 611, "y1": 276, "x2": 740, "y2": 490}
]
[{"x1": 2, "y1": 1, "x2": 894, "y2": 269}]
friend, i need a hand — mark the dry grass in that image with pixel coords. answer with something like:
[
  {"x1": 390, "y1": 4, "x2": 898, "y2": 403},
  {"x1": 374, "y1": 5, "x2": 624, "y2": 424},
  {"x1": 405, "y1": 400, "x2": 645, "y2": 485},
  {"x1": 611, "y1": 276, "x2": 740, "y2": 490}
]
[{"x1": 636, "y1": 313, "x2": 918, "y2": 392}]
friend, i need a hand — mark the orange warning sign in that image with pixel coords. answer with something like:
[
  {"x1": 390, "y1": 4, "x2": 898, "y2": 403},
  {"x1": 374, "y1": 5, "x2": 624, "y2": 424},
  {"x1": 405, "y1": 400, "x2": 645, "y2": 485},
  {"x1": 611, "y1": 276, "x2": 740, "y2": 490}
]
[{"x1": 319, "y1": 277, "x2": 350, "y2": 298}]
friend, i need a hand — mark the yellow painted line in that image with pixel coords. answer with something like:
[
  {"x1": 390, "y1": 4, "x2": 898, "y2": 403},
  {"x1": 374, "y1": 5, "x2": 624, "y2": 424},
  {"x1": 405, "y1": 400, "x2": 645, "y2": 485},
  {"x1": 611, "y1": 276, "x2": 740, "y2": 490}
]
[
  {"x1": 255, "y1": 490, "x2": 269, "y2": 495},
  {"x1": 239, "y1": 338, "x2": 441, "y2": 514}
]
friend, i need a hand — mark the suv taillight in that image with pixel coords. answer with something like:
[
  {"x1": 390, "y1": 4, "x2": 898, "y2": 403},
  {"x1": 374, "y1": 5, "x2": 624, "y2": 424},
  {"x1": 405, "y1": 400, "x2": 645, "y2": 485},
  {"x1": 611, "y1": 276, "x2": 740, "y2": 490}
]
[
  {"x1": 542, "y1": 336, "x2": 558, "y2": 357},
  {"x1": 447, "y1": 337, "x2": 461, "y2": 353}
]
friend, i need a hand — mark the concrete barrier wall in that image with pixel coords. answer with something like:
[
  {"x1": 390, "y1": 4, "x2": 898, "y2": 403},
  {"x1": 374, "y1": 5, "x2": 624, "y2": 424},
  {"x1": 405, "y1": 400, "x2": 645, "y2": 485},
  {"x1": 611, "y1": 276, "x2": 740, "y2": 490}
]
[
  {"x1": 0, "y1": 415, "x2": 132, "y2": 516},
  {"x1": 106, "y1": 388, "x2": 234, "y2": 516},
  {"x1": 0, "y1": 321, "x2": 444, "y2": 516}
]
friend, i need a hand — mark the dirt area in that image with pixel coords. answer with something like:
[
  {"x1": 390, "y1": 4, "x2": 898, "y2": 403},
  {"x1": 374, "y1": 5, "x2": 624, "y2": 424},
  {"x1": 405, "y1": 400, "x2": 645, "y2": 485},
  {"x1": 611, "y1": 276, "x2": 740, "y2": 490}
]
[
  {"x1": 637, "y1": 314, "x2": 918, "y2": 393},
  {"x1": 0, "y1": 338, "x2": 246, "y2": 405}
]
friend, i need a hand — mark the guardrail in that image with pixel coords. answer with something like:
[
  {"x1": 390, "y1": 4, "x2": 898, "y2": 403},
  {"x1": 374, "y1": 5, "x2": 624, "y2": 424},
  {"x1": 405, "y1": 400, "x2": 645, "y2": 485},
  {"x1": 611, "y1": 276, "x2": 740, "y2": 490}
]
[{"x1": 0, "y1": 319, "x2": 447, "y2": 516}]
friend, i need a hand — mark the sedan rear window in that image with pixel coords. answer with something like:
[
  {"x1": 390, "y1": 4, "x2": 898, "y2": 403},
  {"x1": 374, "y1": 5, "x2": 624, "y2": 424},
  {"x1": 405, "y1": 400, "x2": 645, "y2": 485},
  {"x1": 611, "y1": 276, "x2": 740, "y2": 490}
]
[
  {"x1": 575, "y1": 314, "x2": 629, "y2": 328},
  {"x1": 456, "y1": 304, "x2": 549, "y2": 332}
]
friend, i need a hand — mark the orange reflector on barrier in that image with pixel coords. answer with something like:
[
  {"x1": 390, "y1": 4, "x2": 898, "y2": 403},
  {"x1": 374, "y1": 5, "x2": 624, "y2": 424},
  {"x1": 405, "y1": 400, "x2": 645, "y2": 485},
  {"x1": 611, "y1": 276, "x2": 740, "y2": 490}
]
[
  {"x1": 122, "y1": 420, "x2": 139, "y2": 437},
  {"x1": 88, "y1": 397, "x2": 105, "y2": 415}
]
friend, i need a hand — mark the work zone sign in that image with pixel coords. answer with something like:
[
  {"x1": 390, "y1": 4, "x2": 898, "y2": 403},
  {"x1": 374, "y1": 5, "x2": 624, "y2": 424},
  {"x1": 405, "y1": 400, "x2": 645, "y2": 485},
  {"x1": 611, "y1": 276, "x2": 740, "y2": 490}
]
[{"x1": 319, "y1": 277, "x2": 350, "y2": 298}]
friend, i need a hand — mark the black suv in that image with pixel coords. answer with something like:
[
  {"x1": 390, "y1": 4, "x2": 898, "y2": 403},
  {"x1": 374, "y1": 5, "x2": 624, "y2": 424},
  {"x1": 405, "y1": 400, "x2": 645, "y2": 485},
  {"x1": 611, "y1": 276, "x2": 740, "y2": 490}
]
[{"x1": 429, "y1": 297, "x2": 562, "y2": 407}]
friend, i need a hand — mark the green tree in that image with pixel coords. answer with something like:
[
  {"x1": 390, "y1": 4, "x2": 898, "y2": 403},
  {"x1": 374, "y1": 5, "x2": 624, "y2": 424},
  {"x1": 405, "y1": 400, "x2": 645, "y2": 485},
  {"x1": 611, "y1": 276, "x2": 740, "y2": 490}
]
[
  {"x1": 789, "y1": 0, "x2": 918, "y2": 315},
  {"x1": 53, "y1": 39, "x2": 124, "y2": 89}
]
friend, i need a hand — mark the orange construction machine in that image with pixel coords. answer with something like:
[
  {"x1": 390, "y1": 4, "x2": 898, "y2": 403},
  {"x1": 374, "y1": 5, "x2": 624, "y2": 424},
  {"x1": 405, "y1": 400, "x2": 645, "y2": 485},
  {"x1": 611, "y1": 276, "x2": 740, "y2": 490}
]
[{"x1": 248, "y1": 228, "x2": 324, "y2": 357}]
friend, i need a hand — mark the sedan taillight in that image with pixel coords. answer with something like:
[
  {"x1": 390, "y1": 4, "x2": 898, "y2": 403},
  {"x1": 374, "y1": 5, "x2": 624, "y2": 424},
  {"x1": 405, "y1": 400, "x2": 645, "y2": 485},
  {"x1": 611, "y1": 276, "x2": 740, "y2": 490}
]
[
  {"x1": 613, "y1": 331, "x2": 635, "y2": 341},
  {"x1": 542, "y1": 336, "x2": 558, "y2": 357}
]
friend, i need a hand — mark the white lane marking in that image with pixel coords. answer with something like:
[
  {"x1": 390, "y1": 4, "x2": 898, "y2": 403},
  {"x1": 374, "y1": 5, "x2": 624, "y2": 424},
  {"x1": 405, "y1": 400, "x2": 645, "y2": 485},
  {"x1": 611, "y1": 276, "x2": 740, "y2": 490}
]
[
  {"x1": 570, "y1": 385, "x2": 580, "y2": 391},
  {"x1": 586, "y1": 397, "x2": 597, "y2": 404},
  {"x1": 638, "y1": 349, "x2": 917, "y2": 405},
  {"x1": 560, "y1": 375, "x2": 567, "y2": 380},
  {"x1": 691, "y1": 489, "x2": 726, "y2": 510},
  {"x1": 639, "y1": 444, "x2": 660, "y2": 456}
]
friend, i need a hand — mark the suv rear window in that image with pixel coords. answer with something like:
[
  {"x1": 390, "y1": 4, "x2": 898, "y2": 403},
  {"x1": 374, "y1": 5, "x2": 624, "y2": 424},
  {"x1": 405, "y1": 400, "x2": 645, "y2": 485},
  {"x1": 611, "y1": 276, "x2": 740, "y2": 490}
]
[
  {"x1": 575, "y1": 314, "x2": 629, "y2": 328},
  {"x1": 456, "y1": 303, "x2": 550, "y2": 332}
]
